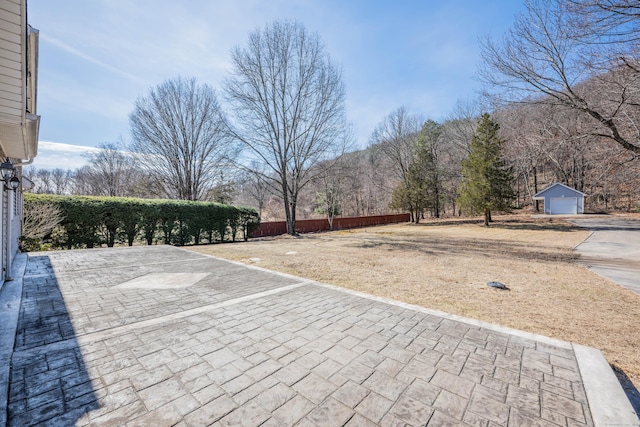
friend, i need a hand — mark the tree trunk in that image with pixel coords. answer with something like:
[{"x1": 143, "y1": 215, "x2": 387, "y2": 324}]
[
  {"x1": 484, "y1": 209, "x2": 491, "y2": 226},
  {"x1": 282, "y1": 185, "x2": 294, "y2": 235},
  {"x1": 284, "y1": 190, "x2": 298, "y2": 235},
  {"x1": 290, "y1": 201, "x2": 297, "y2": 235},
  {"x1": 533, "y1": 167, "x2": 540, "y2": 212}
]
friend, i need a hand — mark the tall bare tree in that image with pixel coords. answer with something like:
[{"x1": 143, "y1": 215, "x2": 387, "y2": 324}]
[
  {"x1": 130, "y1": 77, "x2": 235, "y2": 200},
  {"x1": 224, "y1": 20, "x2": 350, "y2": 235},
  {"x1": 480, "y1": 0, "x2": 640, "y2": 154}
]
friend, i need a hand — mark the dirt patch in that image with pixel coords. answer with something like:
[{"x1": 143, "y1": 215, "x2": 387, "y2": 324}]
[{"x1": 187, "y1": 214, "x2": 640, "y2": 389}]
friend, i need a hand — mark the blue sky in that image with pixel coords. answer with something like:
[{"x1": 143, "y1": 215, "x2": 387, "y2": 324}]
[{"x1": 27, "y1": 0, "x2": 525, "y2": 170}]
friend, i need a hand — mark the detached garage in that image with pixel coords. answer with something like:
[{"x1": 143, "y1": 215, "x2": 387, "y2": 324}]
[{"x1": 533, "y1": 182, "x2": 586, "y2": 215}]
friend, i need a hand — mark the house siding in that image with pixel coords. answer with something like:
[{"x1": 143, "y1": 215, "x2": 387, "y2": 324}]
[
  {"x1": 0, "y1": 0, "x2": 24, "y2": 122},
  {"x1": 535, "y1": 183, "x2": 585, "y2": 214},
  {"x1": 0, "y1": 0, "x2": 37, "y2": 287}
]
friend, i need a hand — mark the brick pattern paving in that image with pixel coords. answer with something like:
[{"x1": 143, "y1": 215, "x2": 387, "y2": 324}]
[
  {"x1": 7, "y1": 246, "x2": 595, "y2": 426},
  {"x1": 16, "y1": 247, "x2": 301, "y2": 348}
]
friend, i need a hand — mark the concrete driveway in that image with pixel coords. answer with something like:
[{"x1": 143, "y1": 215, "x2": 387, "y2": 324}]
[
  {"x1": 570, "y1": 217, "x2": 640, "y2": 295},
  {"x1": 0, "y1": 245, "x2": 638, "y2": 426}
]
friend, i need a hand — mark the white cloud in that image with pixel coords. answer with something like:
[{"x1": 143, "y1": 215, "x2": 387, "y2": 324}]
[{"x1": 27, "y1": 141, "x2": 100, "y2": 171}]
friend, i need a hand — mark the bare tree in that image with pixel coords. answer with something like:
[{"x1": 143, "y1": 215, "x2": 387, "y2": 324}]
[
  {"x1": 369, "y1": 107, "x2": 422, "y2": 220},
  {"x1": 124, "y1": 171, "x2": 165, "y2": 199},
  {"x1": 203, "y1": 169, "x2": 238, "y2": 204},
  {"x1": 498, "y1": 99, "x2": 640, "y2": 212},
  {"x1": 436, "y1": 99, "x2": 488, "y2": 216},
  {"x1": 444, "y1": 98, "x2": 487, "y2": 153},
  {"x1": 130, "y1": 77, "x2": 235, "y2": 200},
  {"x1": 370, "y1": 107, "x2": 422, "y2": 184},
  {"x1": 565, "y1": 0, "x2": 640, "y2": 46},
  {"x1": 74, "y1": 142, "x2": 139, "y2": 197},
  {"x1": 224, "y1": 20, "x2": 350, "y2": 235},
  {"x1": 312, "y1": 157, "x2": 347, "y2": 230},
  {"x1": 49, "y1": 169, "x2": 72, "y2": 195},
  {"x1": 479, "y1": 0, "x2": 640, "y2": 154},
  {"x1": 237, "y1": 162, "x2": 271, "y2": 218},
  {"x1": 31, "y1": 168, "x2": 52, "y2": 194}
]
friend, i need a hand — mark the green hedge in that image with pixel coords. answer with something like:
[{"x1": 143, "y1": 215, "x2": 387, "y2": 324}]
[{"x1": 24, "y1": 194, "x2": 260, "y2": 249}]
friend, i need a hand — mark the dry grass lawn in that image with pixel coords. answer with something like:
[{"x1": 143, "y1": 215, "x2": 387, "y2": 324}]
[{"x1": 188, "y1": 214, "x2": 640, "y2": 389}]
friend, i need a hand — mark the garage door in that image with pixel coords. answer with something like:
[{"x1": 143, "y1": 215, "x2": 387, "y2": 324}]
[{"x1": 550, "y1": 197, "x2": 577, "y2": 214}]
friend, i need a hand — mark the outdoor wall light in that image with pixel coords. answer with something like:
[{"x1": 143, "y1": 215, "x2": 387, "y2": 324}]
[{"x1": 0, "y1": 159, "x2": 20, "y2": 190}]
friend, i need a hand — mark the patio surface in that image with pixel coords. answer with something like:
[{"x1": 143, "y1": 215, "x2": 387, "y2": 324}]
[{"x1": 0, "y1": 245, "x2": 637, "y2": 426}]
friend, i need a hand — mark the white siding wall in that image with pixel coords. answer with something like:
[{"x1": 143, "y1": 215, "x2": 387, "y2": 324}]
[
  {"x1": 0, "y1": 0, "x2": 26, "y2": 286},
  {"x1": 10, "y1": 191, "x2": 20, "y2": 261},
  {"x1": 1, "y1": 186, "x2": 6, "y2": 282},
  {"x1": 0, "y1": 0, "x2": 24, "y2": 120},
  {"x1": 0, "y1": 187, "x2": 21, "y2": 283}
]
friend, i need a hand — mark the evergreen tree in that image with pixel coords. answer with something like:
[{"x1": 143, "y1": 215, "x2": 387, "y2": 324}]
[{"x1": 457, "y1": 113, "x2": 514, "y2": 226}]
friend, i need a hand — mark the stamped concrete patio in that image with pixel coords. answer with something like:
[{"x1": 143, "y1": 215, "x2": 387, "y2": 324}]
[{"x1": 0, "y1": 245, "x2": 637, "y2": 426}]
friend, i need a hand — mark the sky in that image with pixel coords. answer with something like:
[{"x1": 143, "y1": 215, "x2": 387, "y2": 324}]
[{"x1": 27, "y1": 0, "x2": 526, "y2": 170}]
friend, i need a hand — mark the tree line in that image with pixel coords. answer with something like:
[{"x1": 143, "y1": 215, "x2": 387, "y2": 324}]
[{"x1": 27, "y1": 3, "x2": 640, "y2": 233}]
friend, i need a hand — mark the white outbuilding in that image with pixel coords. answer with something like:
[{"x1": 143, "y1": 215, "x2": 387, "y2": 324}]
[{"x1": 533, "y1": 182, "x2": 586, "y2": 215}]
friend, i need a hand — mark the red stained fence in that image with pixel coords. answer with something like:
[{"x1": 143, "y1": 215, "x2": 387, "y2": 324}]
[{"x1": 250, "y1": 213, "x2": 410, "y2": 238}]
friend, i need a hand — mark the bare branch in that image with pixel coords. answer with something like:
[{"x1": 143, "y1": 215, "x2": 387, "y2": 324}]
[
  {"x1": 224, "y1": 21, "x2": 350, "y2": 234},
  {"x1": 130, "y1": 77, "x2": 237, "y2": 200},
  {"x1": 480, "y1": 0, "x2": 640, "y2": 154}
]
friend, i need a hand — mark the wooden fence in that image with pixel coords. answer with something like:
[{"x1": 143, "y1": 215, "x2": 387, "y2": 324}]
[{"x1": 250, "y1": 213, "x2": 410, "y2": 238}]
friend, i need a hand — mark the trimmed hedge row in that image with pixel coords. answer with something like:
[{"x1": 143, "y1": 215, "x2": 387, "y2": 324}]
[{"x1": 25, "y1": 193, "x2": 260, "y2": 249}]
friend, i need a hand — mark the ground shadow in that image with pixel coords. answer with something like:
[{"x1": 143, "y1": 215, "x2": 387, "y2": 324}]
[
  {"x1": 7, "y1": 254, "x2": 98, "y2": 426},
  {"x1": 492, "y1": 221, "x2": 581, "y2": 232},
  {"x1": 411, "y1": 217, "x2": 582, "y2": 232},
  {"x1": 573, "y1": 224, "x2": 640, "y2": 232},
  {"x1": 613, "y1": 366, "x2": 640, "y2": 417},
  {"x1": 345, "y1": 234, "x2": 579, "y2": 263}
]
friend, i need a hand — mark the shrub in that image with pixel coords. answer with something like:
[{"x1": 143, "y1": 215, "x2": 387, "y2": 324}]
[
  {"x1": 20, "y1": 198, "x2": 63, "y2": 251},
  {"x1": 23, "y1": 194, "x2": 260, "y2": 249}
]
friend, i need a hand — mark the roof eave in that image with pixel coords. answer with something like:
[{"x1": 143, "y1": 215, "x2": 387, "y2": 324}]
[{"x1": 533, "y1": 182, "x2": 587, "y2": 198}]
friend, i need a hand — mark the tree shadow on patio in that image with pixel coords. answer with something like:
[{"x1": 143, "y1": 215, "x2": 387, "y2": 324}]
[{"x1": 7, "y1": 254, "x2": 99, "y2": 426}]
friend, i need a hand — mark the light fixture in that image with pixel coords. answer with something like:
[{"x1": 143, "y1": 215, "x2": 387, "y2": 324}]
[
  {"x1": 0, "y1": 159, "x2": 15, "y2": 180},
  {"x1": 7, "y1": 176, "x2": 19, "y2": 190},
  {"x1": 0, "y1": 159, "x2": 19, "y2": 190}
]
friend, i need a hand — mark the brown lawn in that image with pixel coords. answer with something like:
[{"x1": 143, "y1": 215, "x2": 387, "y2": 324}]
[{"x1": 187, "y1": 214, "x2": 640, "y2": 389}]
